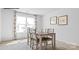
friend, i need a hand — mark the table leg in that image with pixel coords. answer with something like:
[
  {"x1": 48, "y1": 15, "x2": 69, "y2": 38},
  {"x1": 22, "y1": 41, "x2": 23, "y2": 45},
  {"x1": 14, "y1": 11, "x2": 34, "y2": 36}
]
[
  {"x1": 52, "y1": 36, "x2": 54, "y2": 49},
  {"x1": 53, "y1": 34, "x2": 56, "y2": 50},
  {"x1": 39, "y1": 37, "x2": 42, "y2": 50}
]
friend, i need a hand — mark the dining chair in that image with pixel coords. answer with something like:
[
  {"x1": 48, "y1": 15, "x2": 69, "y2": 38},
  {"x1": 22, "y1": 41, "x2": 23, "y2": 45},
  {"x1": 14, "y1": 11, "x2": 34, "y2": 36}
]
[
  {"x1": 39, "y1": 28, "x2": 55, "y2": 49},
  {"x1": 30, "y1": 32, "x2": 38, "y2": 49},
  {"x1": 40, "y1": 28, "x2": 55, "y2": 50},
  {"x1": 29, "y1": 28, "x2": 46, "y2": 50},
  {"x1": 29, "y1": 28, "x2": 50, "y2": 50},
  {"x1": 29, "y1": 28, "x2": 39, "y2": 49}
]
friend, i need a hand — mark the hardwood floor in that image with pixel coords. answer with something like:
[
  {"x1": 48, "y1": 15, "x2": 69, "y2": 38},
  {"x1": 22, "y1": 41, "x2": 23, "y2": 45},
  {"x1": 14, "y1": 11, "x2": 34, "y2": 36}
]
[
  {"x1": 0, "y1": 39, "x2": 79, "y2": 50},
  {"x1": 0, "y1": 39, "x2": 31, "y2": 50},
  {"x1": 56, "y1": 40, "x2": 79, "y2": 50}
]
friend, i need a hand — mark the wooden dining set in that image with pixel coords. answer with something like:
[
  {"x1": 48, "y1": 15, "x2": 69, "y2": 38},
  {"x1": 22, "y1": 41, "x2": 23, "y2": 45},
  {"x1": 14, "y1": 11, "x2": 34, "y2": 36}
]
[{"x1": 27, "y1": 28, "x2": 56, "y2": 50}]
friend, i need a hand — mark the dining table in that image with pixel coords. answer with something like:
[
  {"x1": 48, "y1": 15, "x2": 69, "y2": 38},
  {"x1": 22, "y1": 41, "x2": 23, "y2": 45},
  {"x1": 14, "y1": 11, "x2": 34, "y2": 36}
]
[{"x1": 36, "y1": 33, "x2": 56, "y2": 50}]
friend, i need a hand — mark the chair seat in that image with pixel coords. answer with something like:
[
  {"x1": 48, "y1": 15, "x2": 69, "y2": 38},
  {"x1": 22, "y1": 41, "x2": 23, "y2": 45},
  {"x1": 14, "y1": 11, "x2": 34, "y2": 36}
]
[{"x1": 37, "y1": 36, "x2": 52, "y2": 42}]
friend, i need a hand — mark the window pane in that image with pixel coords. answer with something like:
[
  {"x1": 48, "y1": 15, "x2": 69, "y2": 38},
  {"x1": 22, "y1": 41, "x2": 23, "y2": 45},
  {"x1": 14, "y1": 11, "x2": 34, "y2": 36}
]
[
  {"x1": 16, "y1": 16, "x2": 26, "y2": 33},
  {"x1": 16, "y1": 16, "x2": 26, "y2": 24},
  {"x1": 16, "y1": 24, "x2": 26, "y2": 33},
  {"x1": 27, "y1": 17, "x2": 35, "y2": 24},
  {"x1": 27, "y1": 17, "x2": 35, "y2": 28}
]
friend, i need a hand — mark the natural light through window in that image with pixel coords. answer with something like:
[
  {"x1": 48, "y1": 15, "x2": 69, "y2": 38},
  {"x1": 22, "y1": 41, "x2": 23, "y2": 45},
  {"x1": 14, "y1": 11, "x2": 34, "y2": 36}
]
[
  {"x1": 27, "y1": 17, "x2": 35, "y2": 28},
  {"x1": 16, "y1": 16, "x2": 35, "y2": 33},
  {"x1": 16, "y1": 16, "x2": 26, "y2": 33}
]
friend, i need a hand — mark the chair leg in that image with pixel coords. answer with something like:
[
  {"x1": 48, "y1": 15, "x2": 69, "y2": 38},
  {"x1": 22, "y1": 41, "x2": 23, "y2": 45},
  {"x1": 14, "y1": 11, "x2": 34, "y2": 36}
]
[
  {"x1": 30, "y1": 40, "x2": 34, "y2": 49},
  {"x1": 52, "y1": 40, "x2": 53, "y2": 49},
  {"x1": 36, "y1": 43, "x2": 38, "y2": 50},
  {"x1": 30, "y1": 40, "x2": 32, "y2": 48},
  {"x1": 32, "y1": 40, "x2": 35, "y2": 50},
  {"x1": 45, "y1": 41, "x2": 47, "y2": 50},
  {"x1": 43, "y1": 41, "x2": 47, "y2": 50}
]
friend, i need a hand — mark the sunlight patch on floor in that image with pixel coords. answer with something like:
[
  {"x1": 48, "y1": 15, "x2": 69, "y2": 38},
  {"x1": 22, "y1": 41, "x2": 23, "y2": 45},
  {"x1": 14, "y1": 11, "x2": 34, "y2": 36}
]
[
  {"x1": 0, "y1": 39, "x2": 31, "y2": 50},
  {"x1": 6, "y1": 39, "x2": 27, "y2": 46},
  {"x1": 6, "y1": 41, "x2": 19, "y2": 46}
]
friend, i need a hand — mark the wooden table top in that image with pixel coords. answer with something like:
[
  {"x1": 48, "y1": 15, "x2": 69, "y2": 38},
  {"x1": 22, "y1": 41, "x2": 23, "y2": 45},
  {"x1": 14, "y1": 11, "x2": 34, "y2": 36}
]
[{"x1": 36, "y1": 33, "x2": 56, "y2": 39}]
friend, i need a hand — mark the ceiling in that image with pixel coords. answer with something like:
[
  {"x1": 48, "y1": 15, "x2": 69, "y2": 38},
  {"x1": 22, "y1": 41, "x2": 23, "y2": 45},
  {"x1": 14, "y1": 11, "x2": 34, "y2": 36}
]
[{"x1": 14, "y1": 8, "x2": 62, "y2": 15}]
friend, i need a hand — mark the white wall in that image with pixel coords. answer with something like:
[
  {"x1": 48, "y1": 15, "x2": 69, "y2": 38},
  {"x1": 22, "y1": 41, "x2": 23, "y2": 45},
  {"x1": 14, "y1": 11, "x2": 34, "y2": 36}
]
[
  {"x1": 0, "y1": 9, "x2": 1, "y2": 41},
  {"x1": 43, "y1": 8, "x2": 79, "y2": 44}
]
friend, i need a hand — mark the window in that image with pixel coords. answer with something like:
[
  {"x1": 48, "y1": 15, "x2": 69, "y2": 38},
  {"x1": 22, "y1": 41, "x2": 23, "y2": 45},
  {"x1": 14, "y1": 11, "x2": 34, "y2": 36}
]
[
  {"x1": 16, "y1": 16, "x2": 26, "y2": 33},
  {"x1": 16, "y1": 16, "x2": 35, "y2": 33},
  {"x1": 27, "y1": 17, "x2": 35, "y2": 29}
]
